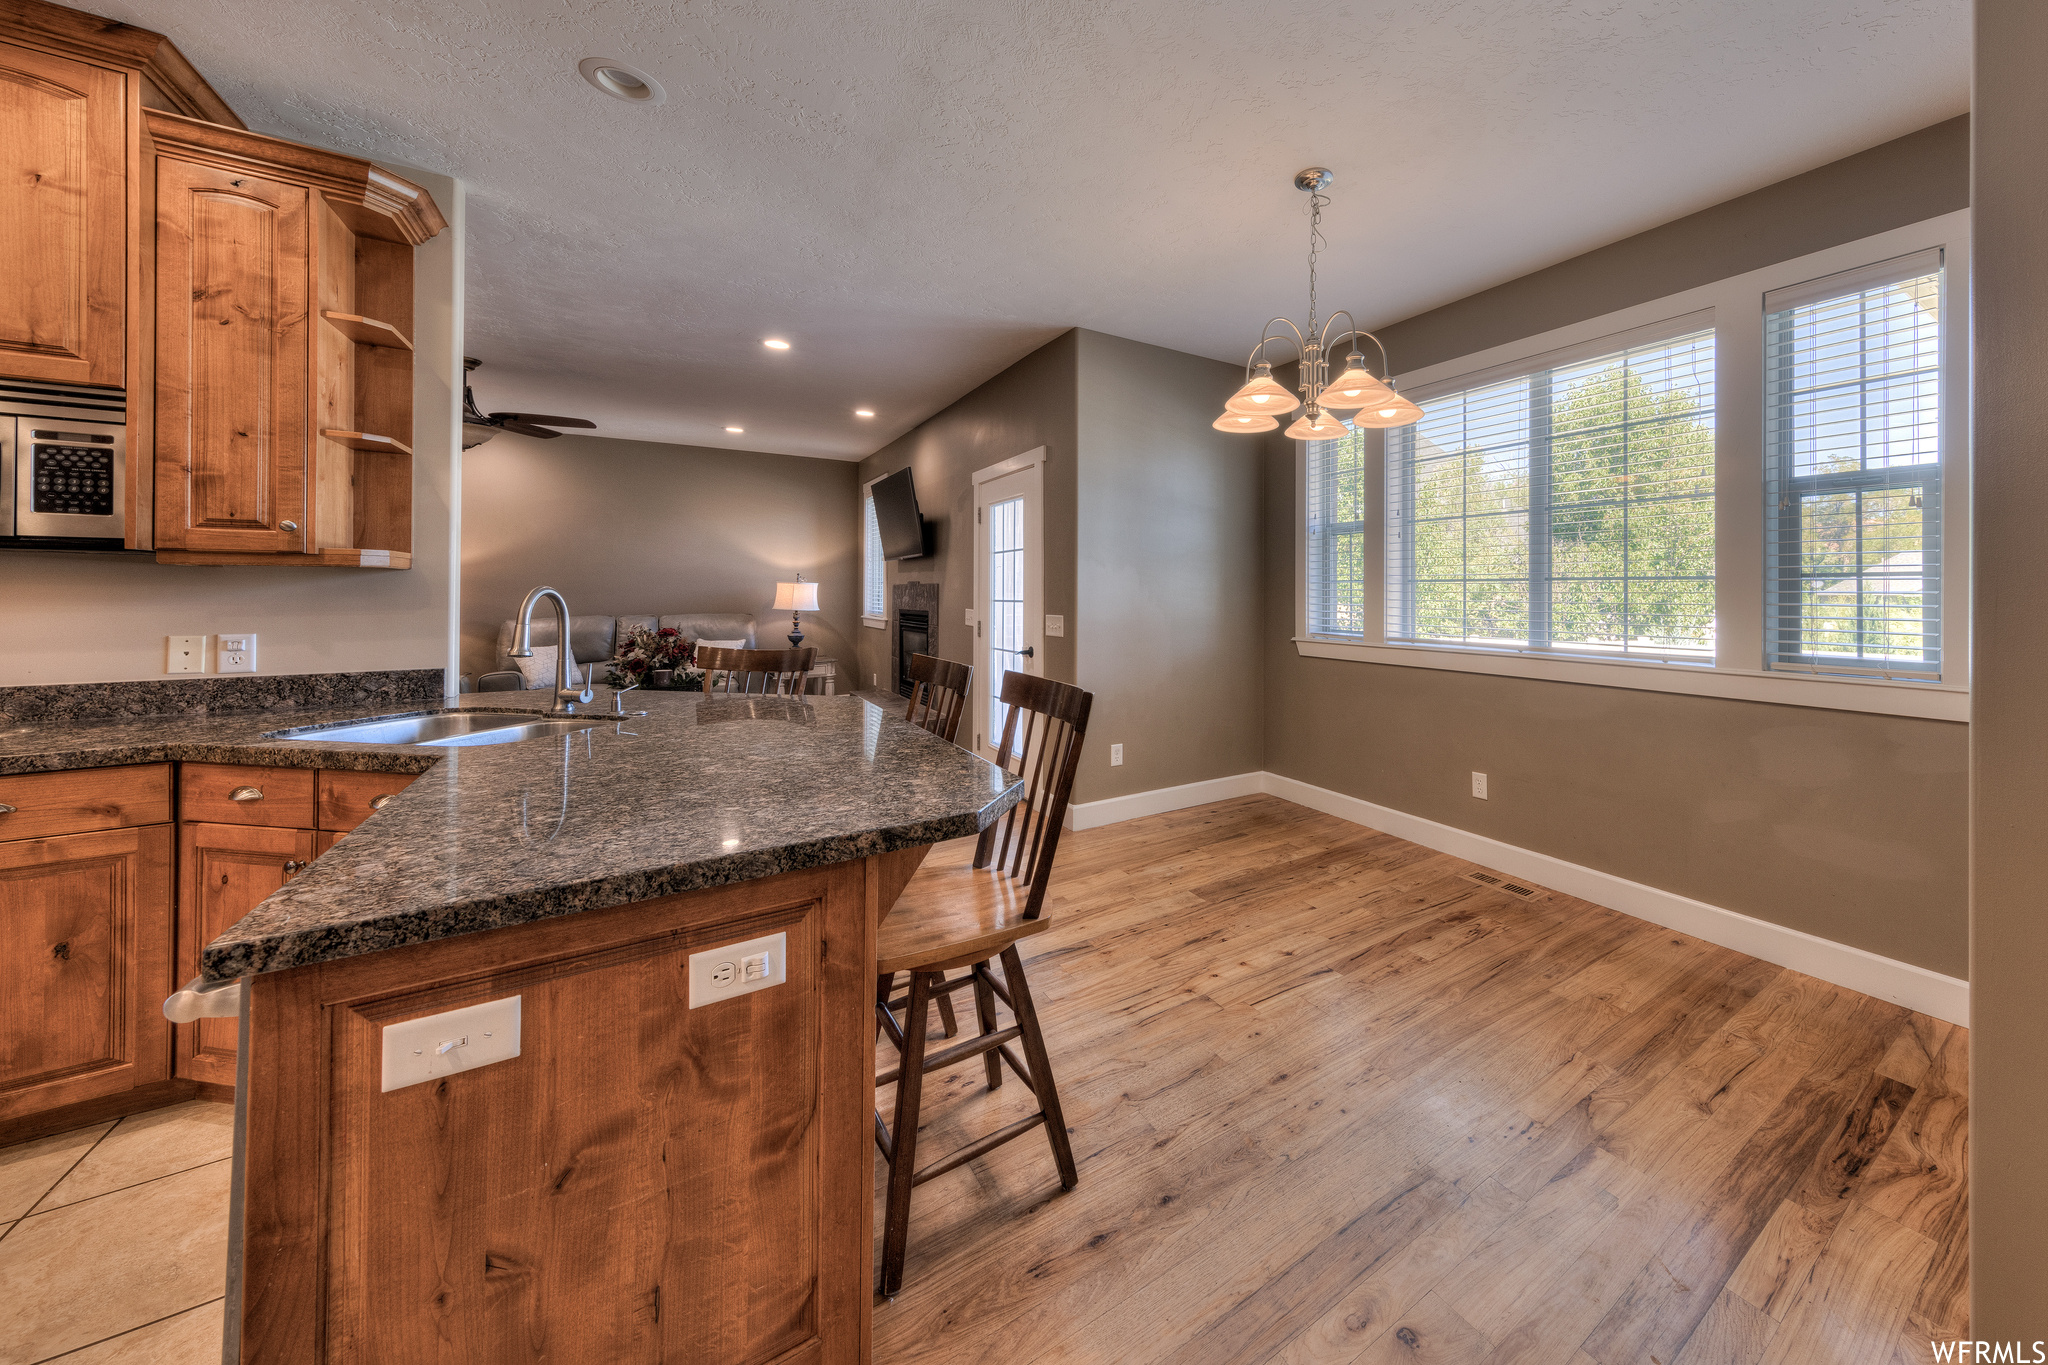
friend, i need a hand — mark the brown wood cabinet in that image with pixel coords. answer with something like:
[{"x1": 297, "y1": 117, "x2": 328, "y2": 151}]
[
  {"x1": 175, "y1": 820, "x2": 312, "y2": 1085},
  {"x1": 0, "y1": 767, "x2": 174, "y2": 1126},
  {"x1": 148, "y1": 112, "x2": 443, "y2": 569},
  {"x1": 0, "y1": 38, "x2": 127, "y2": 388}
]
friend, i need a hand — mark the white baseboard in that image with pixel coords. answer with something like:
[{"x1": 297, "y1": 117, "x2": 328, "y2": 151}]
[
  {"x1": 1065, "y1": 771, "x2": 1268, "y2": 831},
  {"x1": 1064, "y1": 768, "x2": 1970, "y2": 1025}
]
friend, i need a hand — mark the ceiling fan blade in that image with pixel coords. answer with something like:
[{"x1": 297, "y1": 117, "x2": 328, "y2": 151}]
[
  {"x1": 487, "y1": 412, "x2": 596, "y2": 429},
  {"x1": 499, "y1": 419, "x2": 565, "y2": 439}
]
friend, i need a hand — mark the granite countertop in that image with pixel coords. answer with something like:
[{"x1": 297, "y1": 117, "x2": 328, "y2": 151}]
[{"x1": 0, "y1": 690, "x2": 1021, "y2": 982}]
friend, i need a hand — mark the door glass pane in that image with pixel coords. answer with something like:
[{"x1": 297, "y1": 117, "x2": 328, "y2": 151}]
[{"x1": 988, "y1": 495, "x2": 1024, "y2": 746}]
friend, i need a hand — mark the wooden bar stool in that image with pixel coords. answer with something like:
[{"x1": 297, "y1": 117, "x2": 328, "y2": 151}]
[
  {"x1": 873, "y1": 671, "x2": 1092, "y2": 1295},
  {"x1": 694, "y1": 644, "x2": 815, "y2": 695},
  {"x1": 904, "y1": 652, "x2": 972, "y2": 744}
]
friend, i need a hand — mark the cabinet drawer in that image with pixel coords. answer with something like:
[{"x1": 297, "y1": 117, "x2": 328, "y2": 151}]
[
  {"x1": 0, "y1": 765, "x2": 173, "y2": 842},
  {"x1": 316, "y1": 770, "x2": 417, "y2": 832},
  {"x1": 178, "y1": 764, "x2": 317, "y2": 828}
]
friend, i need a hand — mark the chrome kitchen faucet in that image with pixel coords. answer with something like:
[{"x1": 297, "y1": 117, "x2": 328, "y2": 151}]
[{"x1": 510, "y1": 585, "x2": 595, "y2": 715}]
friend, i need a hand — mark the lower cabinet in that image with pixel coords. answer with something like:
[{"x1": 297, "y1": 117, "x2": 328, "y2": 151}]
[
  {"x1": 175, "y1": 822, "x2": 315, "y2": 1085},
  {"x1": 0, "y1": 825, "x2": 175, "y2": 1123}
]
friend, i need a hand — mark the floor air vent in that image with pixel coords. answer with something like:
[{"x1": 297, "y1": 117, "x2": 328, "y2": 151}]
[{"x1": 1465, "y1": 870, "x2": 1539, "y2": 899}]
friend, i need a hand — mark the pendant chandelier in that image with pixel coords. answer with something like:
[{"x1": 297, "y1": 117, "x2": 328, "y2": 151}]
[{"x1": 1215, "y1": 168, "x2": 1422, "y2": 439}]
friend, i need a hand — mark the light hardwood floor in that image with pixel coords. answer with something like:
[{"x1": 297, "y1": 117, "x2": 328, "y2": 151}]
[{"x1": 875, "y1": 795, "x2": 1969, "y2": 1365}]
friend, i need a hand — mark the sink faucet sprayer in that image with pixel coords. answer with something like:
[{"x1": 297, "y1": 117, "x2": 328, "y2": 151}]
[{"x1": 510, "y1": 586, "x2": 595, "y2": 716}]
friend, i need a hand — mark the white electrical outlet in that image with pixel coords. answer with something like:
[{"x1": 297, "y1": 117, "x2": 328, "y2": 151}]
[
  {"x1": 216, "y1": 632, "x2": 258, "y2": 673},
  {"x1": 1045, "y1": 614, "x2": 1065, "y2": 637},
  {"x1": 380, "y1": 996, "x2": 521, "y2": 1092},
  {"x1": 166, "y1": 636, "x2": 207, "y2": 674},
  {"x1": 1110, "y1": 743, "x2": 1124, "y2": 767},
  {"x1": 688, "y1": 930, "x2": 787, "y2": 1008},
  {"x1": 1471, "y1": 771, "x2": 1489, "y2": 799}
]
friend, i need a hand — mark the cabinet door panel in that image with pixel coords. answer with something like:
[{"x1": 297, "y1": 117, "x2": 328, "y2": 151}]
[
  {"x1": 0, "y1": 826, "x2": 173, "y2": 1122},
  {"x1": 0, "y1": 41, "x2": 126, "y2": 387},
  {"x1": 154, "y1": 157, "x2": 309, "y2": 553},
  {"x1": 177, "y1": 821, "x2": 313, "y2": 1083}
]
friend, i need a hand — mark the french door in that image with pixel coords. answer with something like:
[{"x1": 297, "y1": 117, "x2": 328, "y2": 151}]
[{"x1": 971, "y1": 450, "x2": 1045, "y2": 759}]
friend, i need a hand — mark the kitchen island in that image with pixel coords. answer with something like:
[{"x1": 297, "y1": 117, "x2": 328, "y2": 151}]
[{"x1": 0, "y1": 689, "x2": 1020, "y2": 1365}]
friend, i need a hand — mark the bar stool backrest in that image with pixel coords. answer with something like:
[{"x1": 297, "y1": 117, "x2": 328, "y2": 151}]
[
  {"x1": 905, "y1": 653, "x2": 972, "y2": 744},
  {"x1": 696, "y1": 645, "x2": 815, "y2": 695},
  {"x1": 975, "y1": 671, "x2": 1092, "y2": 922}
]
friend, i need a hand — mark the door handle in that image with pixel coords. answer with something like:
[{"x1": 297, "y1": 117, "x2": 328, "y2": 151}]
[
  {"x1": 230, "y1": 786, "x2": 264, "y2": 801},
  {"x1": 1018, "y1": 646, "x2": 1035, "y2": 658}
]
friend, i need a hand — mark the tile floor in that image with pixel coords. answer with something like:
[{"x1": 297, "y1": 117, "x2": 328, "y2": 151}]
[{"x1": 0, "y1": 1102, "x2": 232, "y2": 1364}]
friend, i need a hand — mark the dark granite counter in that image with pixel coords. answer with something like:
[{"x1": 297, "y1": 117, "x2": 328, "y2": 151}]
[{"x1": 0, "y1": 690, "x2": 1021, "y2": 981}]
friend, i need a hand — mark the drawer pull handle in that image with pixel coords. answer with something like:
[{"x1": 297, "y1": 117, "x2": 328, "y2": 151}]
[
  {"x1": 0, "y1": 803, "x2": 15, "y2": 815},
  {"x1": 283, "y1": 859, "x2": 307, "y2": 875},
  {"x1": 230, "y1": 786, "x2": 264, "y2": 802},
  {"x1": 369, "y1": 793, "x2": 393, "y2": 810},
  {"x1": 281, "y1": 520, "x2": 299, "y2": 533}
]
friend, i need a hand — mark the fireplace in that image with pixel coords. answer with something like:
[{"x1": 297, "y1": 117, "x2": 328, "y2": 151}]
[{"x1": 895, "y1": 610, "x2": 930, "y2": 698}]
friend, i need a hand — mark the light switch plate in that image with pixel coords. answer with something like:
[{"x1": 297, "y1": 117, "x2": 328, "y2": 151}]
[
  {"x1": 381, "y1": 996, "x2": 521, "y2": 1092},
  {"x1": 965, "y1": 607, "x2": 975, "y2": 626},
  {"x1": 166, "y1": 635, "x2": 206, "y2": 674},
  {"x1": 1045, "y1": 614, "x2": 1065, "y2": 637},
  {"x1": 216, "y1": 632, "x2": 257, "y2": 673},
  {"x1": 688, "y1": 930, "x2": 787, "y2": 1008}
]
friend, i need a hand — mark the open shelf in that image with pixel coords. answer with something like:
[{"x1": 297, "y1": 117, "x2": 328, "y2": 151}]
[
  {"x1": 320, "y1": 429, "x2": 412, "y2": 456},
  {"x1": 320, "y1": 310, "x2": 413, "y2": 351}
]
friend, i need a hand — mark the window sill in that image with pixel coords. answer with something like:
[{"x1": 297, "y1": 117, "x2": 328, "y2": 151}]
[
  {"x1": 861, "y1": 615, "x2": 888, "y2": 630},
  {"x1": 1292, "y1": 636, "x2": 1969, "y2": 722}
]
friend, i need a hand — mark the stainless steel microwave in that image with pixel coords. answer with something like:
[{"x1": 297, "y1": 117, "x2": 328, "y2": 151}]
[{"x1": 0, "y1": 379, "x2": 127, "y2": 548}]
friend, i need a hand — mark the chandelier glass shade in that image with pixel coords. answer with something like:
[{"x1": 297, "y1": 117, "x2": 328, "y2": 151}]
[{"x1": 1216, "y1": 167, "x2": 1416, "y2": 442}]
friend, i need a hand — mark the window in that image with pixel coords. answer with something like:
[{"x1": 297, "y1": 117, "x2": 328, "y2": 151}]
[
  {"x1": 862, "y1": 485, "x2": 886, "y2": 622},
  {"x1": 1764, "y1": 252, "x2": 1943, "y2": 679},
  {"x1": 1379, "y1": 327, "x2": 1717, "y2": 660}
]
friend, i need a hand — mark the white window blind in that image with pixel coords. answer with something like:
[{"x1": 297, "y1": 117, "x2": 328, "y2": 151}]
[
  {"x1": 1764, "y1": 251, "x2": 1943, "y2": 678},
  {"x1": 1306, "y1": 426, "x2": 1370, "y2": 636},
  {"x1": 863, "y1": 491, "x2": 886, "y2": 617},
  {"x1": 1380, "y1": 326, "x2": 1717, "y2": 660}
]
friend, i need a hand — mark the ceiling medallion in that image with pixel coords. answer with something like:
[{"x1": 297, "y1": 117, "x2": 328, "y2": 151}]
[{"x1": 1216, "y1": 168, "x2": 1423, "y2": 439}]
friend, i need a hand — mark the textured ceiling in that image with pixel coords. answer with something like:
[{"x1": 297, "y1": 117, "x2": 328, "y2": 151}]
[{"x1": 95, "y1": 0, "x2": 1965, "y2": 460}]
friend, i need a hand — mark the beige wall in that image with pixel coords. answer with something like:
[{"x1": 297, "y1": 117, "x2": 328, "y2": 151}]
[
  {"x1": 1074, "y1": 329, "x2": 1262, "y2": 803},
  {"x1": 854, "y1": 331, "x2": 1080, "y2": 695},
  {"x1": 1260, "y1": 121, "x2": 1973, "y2": 978},
  {"x1": 0, "y1": 166, "x2": 464, "y2": 690},
  {"x1": 1968, "y1": 0, "x2": 2047, "y2": 1330},
  {"x1": 461, "y1": 432, "x2": 860, "y2": 679}
]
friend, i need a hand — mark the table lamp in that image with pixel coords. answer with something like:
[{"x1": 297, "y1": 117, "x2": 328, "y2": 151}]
[{"x1": 773, "y1": 575, "x2": 819, "y2": 647}]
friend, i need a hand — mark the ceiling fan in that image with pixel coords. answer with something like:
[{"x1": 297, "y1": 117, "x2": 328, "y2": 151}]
[{"x1": 461, "y1": 357, "x2": 597, "y2": 449}]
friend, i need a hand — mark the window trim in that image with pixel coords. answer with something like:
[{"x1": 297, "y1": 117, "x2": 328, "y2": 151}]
[
  {"x1": 861, "y1": 475, "x2": 888, "y2": 629},
  {"x1": 1294, "y1": 209, "x2": 1970, "y2": 722}
]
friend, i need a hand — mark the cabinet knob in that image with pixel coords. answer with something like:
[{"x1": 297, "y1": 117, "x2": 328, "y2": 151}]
[
  {"x1": 281, "y1": 520, "x2": 299, "y2": 533},
  {"x1": 0, "y1": 803, "x2": 15, "y2": 815},
  {"x1": 230, "y1": 786, "x2": 264, "y2": 802},
  {"x1": 369, "y1": 793, "x2": 393, "y2": 810},
  {"x1": 283, "y1": 859, "x2": 306, "y2": 875}
]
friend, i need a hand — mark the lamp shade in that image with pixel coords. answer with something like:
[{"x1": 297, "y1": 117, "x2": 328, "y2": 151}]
[
  {"x1": 1213, "y1": 411, "x2": 1279, "y2": 433},
  {"x1": 1224, "y1": 363, "x2": 1301, "y2": 416},
  {"x1": 1346, "y1": 391, "x2": 1425, "y2": 428},
  {"x1": 1315, "y1": 358, "x2": 1398, "y2": 412},
  {"x1": 773, "y1": 580, "x2": 819, "y2": 612},
  {"x1": 1284, "y1": 408, "x2": 1351, "y2": 441}
]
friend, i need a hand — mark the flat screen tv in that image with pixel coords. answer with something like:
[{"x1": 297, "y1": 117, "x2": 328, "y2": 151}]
[{"x1": 872, "y1": 466, "x2": 927, "y2": 560}]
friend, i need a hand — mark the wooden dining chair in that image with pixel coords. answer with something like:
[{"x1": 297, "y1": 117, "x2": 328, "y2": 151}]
[
  {"x1": 873, "y1": 671, "x2": 1092, "y2": 1295},
  {"x1": 694, "y1": 645, "x2": 815, "y2": 695},
  {"x1": 904, "y1": 653, "x2": 972, "y2": 744}
]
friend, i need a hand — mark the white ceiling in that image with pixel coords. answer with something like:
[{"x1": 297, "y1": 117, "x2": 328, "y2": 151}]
[{"x1": 97, "y1": 0, "x2": 1965, "y2": 461}]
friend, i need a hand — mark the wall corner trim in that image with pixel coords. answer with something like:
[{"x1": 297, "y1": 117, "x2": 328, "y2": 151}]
[
  {"x1": 970, "y1": 446, "x2": 1049, "y2": 484},
  {"x1": 1062, "y1": 769, "x2": 1969, "y2": 1025}
]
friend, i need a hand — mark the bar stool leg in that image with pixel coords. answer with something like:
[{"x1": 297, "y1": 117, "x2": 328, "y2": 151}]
[
  {"x1": 934, "y1": 975, "x2": 960, "y2": 1038},
  {"x1": 999, "y1": 945, "x2": 1077, "y2": 1190},
  {"x1": 971, "y1": 961, "x2": 1002, "y2": 1090},
  {"x1": 879, "y1": 970, "x2": 933, "y2": 1295}
]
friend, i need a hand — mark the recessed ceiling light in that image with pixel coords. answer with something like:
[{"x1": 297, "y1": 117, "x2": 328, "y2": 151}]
[
  {"x1": 725, "y1": 426, "x2": 744, "y2": 433},
  {"x1": 763, "y1": 338, "x2": 791, "y2": 350},
  {"x1": 577, "y1": 57, "x2": 666, "y2": 105},
  {"x1": 854, "y1": 409, "x2": 875, "y2": 418}
]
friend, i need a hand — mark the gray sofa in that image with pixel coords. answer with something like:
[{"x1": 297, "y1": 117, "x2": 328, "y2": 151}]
[{"x1": 480, "y1": 612, "x2": 759, "y2": 691}]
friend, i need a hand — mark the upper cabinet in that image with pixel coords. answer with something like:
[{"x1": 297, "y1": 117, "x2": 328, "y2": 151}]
[
  {"x1": 148, "y1": 115, "x2": 444, "y2": 568},
  {"x1": 0, "y1": 41, "x2": 127, "y2": 387}
]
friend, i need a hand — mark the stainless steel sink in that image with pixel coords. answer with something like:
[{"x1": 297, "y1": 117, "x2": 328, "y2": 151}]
[{"x1": 266, "y1": 712, "x2": 597, "y2": 747}]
